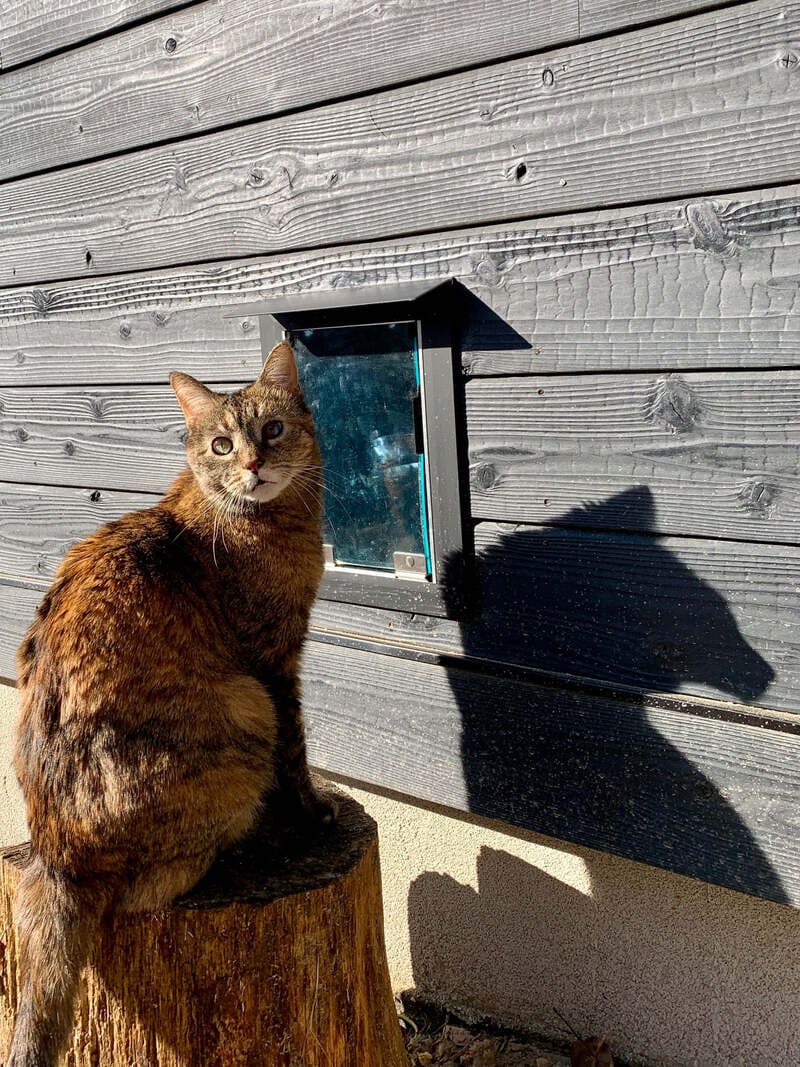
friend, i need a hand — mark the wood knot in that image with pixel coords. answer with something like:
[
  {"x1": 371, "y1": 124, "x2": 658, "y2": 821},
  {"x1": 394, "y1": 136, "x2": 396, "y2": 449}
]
[
  {"x1": 15, "y1": 427, "x2": 28, "y2": 442},
  {"x1": 737, "y1": 478, "x2": 778, "y2": 516},
  {"x1": 64, "y1": 441, "x2": 76, "y2": 456},
  {"x1": 90, "y1": 490, "x2": 102, "y2": 502},
  {"x1": 685, "y1": 201, "x2": 735, "y2": 254},
  {"x1": 31, "y1": 289, "x2": 56, "y2": 316},
  {"x1": 644, "y1": 376, "x2": 700, "y2": 433},
  {"x1": 470, "y1": 463, "x2": 499, "y2": 490}
]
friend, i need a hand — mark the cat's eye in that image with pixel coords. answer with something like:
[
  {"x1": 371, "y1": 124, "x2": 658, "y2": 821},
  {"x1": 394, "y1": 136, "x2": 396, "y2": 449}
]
[
  {"x1": 211, "y1": 436, "x2": 233, "y2": 455},
  {"x1": 262, "y1": 419, "x2": 284, "y2": 442}
]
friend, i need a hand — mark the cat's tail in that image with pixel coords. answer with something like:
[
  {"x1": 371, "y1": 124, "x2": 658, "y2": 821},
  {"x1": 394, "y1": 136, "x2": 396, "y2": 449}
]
[{"x1": 7, "y1": 856, "x2": 113, "y2": 1067}]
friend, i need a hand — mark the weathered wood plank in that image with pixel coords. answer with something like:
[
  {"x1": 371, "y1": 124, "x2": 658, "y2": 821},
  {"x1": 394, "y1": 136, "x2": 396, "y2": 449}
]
[
  {"x1": 0, "y1": 0, "x2": 742, "y2": 181},
  {"x1": 0, "y1": 581, "x2": 37, "y2": 680},
  {"x1": 1, "y1": 185, "x2": 798, "y2": 384},
  {"x1": 2, "y1": 0, "x2": 797, "y2": 286},
  {"x1": 467, "y1": 371, "x2": 800, "y2": 542},
  {"x1": 1, "y1": 580, "x2": 797, "y2": 904},
  {"x1": 301, "y1": 642, "x2": 800, "y2": 907},
  {"x1": 1, "y1": 0, "x2": 579, "y2": 180},
  {"x1": 312, "y1": 519, "x2": 800, "y2": 716},
  {"x1": 0, "y1": 0, "x2": 185, "y2": 71},
  {"x1": 0, "y1": 482, "x2": 796, "y2": 714},
  {"x1": 0, "y1": 482, "x2": 156, "y2": 579},
  {"x1": 578, "y1": 0, "x2": 715, "y2": 34},
  {"x1": 0, "y1": 384, "x2": 189, "y2": 492}
]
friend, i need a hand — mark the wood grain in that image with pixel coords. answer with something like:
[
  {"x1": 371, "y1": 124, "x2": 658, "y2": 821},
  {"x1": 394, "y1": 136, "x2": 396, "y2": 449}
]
[
  {"x1": 0, "y1": 582, "x2": 39, "y2": 681},
  {"x1": 467, "y1": 371, "x2": 800, "y2": 542},
  {"x1": 0, "y1": 0, "x2": 740, "y2": 180},
  {"x1": 0, "y1": 0, "x2": 185, "y2": 71},
  {"x1": 0, "y1": 383, "x2": 222, "y2": 492},
  {"x1": 579, "y1": 0, "x2": 715, "y2": 34},
  {"x1": 299, "y1": 640, "x2": 800, "y2": 906},
  {"x1": 0, "y1": 0, "x2": 579, "y2": 180},
  {"x1": 0, "y1": 795, "x2": 408, "y2": 1067},
  {"x1": 1, "y1": 0, "x2": 798, "y2": 286},
  {"x1": 311, "y1": 522, "x2": 800, "y2": 716},
  {"x1": 0, "y1": 481, "x2": 156, "y2": 579},
  {"x1": 1, "y1": 499, "x2": 796, "y2": 713},
  {"x1": 1, "y1": 184, "x2": 798, "y2": 384}
]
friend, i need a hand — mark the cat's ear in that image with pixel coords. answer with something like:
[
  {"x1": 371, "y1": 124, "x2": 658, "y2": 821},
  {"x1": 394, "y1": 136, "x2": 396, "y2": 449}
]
[
  {"x1": 258, "y1": 341, "x2": 301, "y2": 394},
  {"x1": 170, "y1": 372, "x2": 218, "y2": 427}
]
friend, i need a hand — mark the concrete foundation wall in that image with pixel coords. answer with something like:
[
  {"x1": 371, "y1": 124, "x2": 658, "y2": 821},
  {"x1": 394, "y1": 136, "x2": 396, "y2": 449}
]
[{"x1": 2, "y1": 681, "x2": 798, "y2": 1067}]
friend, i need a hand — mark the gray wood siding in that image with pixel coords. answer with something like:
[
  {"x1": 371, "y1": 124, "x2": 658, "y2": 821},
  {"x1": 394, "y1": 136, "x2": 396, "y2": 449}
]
[
  {"x1": 0, "y1": 0, "x2": 744, "y2": 180},
  {"x1": 4, "y1": 369, "x2": 798, "y2": 544},
  {"x1": 300, "y1": 640, "x2": 800, "y2": 907},
  {"x1": 0, "y1": 1, "x2": 185, "y2": 70},
  {"x1": 2, "y1": 1, "x2": 798, "y2": 287},
  {"x1": 1, "y1": 484, "x2": 797, "y2": 715},
  {"x1": 1, "y1": 185, "x2": 798, "y2": 386},
  {"x1": 1, "y1": 0, "x2": 798, "y2": 904},
  {"x1": 467, "y1": 372, "x2": 800, "y2": 542}
]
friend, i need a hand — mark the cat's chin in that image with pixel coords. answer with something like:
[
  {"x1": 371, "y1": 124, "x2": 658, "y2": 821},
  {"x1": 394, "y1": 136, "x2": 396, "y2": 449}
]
[{"x1": 240, "y1": 479, "x2": 286, "y2": 504}]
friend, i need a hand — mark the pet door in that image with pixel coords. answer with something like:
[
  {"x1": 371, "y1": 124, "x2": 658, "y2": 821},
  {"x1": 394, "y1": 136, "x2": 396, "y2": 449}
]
[{"x1": 226, "y1": 280, "x2": 465, "y2": 617}]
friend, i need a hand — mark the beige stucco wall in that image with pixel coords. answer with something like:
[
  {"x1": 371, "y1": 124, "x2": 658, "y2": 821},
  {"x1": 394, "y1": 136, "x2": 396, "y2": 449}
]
[{"x1": 2, "y1": 679, "x2": 798, "y2": 1066}]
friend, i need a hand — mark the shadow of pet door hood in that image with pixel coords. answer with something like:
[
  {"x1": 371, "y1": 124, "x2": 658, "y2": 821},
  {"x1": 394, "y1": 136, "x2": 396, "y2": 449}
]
[{"x1": 227, "y1": 280, "x2": 465, "y2": 618}]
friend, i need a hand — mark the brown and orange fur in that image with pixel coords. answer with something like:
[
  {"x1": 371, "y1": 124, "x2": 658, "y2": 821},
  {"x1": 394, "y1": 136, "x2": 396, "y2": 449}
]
[{"x1": 8, "y1": 342, "x2": 332, "y2": 1067}]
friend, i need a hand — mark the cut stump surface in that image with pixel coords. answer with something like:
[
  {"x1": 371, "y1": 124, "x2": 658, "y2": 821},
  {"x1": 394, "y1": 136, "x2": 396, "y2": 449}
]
[{"x1": 0, "y1": 788, "x2": 408, "y2": 1067}]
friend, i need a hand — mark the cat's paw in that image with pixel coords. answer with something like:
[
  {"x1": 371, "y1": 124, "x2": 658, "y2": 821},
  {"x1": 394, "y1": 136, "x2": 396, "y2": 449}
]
[
  {"x1": 272, "y1": 784, "x2": 338, "y2": 833},
  {"x1": 307, "y1": 789, "x2": 338, "y2": 827}
]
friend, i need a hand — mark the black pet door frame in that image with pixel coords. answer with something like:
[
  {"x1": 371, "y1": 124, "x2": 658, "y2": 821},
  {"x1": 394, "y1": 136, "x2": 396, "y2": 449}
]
[{"x1": 227, "y1": 280, "x2": 466, "y2": 618}]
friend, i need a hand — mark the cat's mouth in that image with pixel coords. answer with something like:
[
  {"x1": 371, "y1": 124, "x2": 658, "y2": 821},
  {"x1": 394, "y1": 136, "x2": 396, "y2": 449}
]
[{"x1": 238, "y1": 471, "x2": 287, "y2": 503}]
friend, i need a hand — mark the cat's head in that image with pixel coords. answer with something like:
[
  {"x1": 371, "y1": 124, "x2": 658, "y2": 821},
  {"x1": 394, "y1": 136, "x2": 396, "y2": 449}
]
[{"x1": 170, "y1": 341, "x2": 319, "y2": 507}]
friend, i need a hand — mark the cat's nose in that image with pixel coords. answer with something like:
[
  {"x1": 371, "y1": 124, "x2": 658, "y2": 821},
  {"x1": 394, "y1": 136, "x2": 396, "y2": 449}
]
[{"x1": 243, "y1": 458, "x2": 261, "y2": 473}]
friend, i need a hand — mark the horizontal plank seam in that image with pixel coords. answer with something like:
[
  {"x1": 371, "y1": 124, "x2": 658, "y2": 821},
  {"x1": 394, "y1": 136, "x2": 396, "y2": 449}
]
[
  {"x1": 0, "y1": 0, "x2": 761, "y2": 184},
  {"x1": 0, "y1": 0, "x2": 199, "y2": 77},
  {"x1": 0, "y1": 476, "x2": 167, "y2": 497},
  {"x1": 464, "y1": 363, "x2": 800, "y2": 380},
  {"x1": 468, "y1": 519, "x2": 800, "y2": 553},
  {"x1": 0, "y1": 579, "x2": 795, "y2": 735},
  {"x1": 1, "y1": 174, "x2": 796, "y2": 294},
  {"x1": 306, "y1": 627, "x2": 800, "y2": 734},
  {"x1": 7, "y1": 360, "x2": 800, "y2": 390},
  {"x1": 4, "y1": 365, "x2": 800, "y2": 392}
]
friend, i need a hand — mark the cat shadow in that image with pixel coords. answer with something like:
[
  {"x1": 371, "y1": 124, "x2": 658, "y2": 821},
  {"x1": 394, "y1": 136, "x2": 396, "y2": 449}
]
[{"x1": 435, "y1": 486, "x2": 785, "y2": 903}]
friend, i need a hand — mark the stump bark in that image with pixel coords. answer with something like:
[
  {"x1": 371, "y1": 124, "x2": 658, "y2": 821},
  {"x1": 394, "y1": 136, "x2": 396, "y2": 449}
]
[{"x1": 0, "y1": 790, "x2": 408, "y2": 1067}]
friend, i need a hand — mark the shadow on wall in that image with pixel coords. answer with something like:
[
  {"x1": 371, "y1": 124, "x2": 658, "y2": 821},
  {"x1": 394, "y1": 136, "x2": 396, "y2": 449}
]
[
  {"x1": 408, "y1": 844, "x2": 800, "y2": 1060},
  {"x1": 408, "y1": 487, "x2": 786, "y2": 1024}
]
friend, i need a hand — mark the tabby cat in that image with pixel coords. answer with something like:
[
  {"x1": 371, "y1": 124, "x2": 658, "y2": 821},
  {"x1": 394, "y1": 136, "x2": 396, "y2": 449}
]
[{"x1": 8, "y1": 341, "x2": 332, "y2": 1067}]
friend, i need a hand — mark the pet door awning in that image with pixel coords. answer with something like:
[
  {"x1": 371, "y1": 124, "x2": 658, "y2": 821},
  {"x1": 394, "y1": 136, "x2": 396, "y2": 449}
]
[{"x1": 224, "y1": 279, "x2": 450, "y2": 320}]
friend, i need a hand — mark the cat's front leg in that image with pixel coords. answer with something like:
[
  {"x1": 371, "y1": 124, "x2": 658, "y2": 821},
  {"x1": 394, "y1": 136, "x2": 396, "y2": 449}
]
[{"x1": 263, "y1": 672, "x2": 338, "y2": 829}]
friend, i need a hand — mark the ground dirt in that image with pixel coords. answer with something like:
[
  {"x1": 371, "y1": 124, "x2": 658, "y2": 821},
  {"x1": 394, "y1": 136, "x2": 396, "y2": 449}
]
[{"x1": 399, "y1": 1000, "x2": 617, "y2": 1067}]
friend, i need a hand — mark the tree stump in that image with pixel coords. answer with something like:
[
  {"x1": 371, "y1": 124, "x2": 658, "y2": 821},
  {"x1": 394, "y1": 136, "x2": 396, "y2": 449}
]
[{"x1": 0, "y1": 789, "x2": 408, "y2": 1067}]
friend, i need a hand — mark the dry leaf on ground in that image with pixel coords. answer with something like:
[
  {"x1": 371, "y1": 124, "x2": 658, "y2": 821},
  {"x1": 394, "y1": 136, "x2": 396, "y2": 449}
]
[{"x1": 570, "y1": 1036, "x2": 615, "y2": 1067}]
